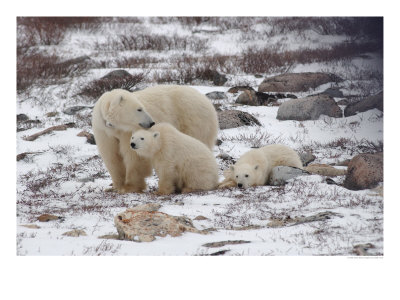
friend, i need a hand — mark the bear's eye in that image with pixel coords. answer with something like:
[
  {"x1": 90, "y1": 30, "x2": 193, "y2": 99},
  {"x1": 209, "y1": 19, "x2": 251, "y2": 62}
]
[
  {"x1": 140, "y1": 137, "x2": 144, "y2": 140},
  {"x1": 236, "y1": 175, "x2": 238, "y2": 178},
  {"x1": 137, "y1": 108, "x2": 142, "y2": 112},
  {"x1": 245, "y1": 174, "x2": 249, "y2": 178}
]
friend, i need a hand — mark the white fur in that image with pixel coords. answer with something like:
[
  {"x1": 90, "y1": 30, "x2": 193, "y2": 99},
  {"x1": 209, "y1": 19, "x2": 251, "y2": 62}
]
[
  {"x1": 131, "y1": 123, "x2": 219, "y2": 195},
  {"x1": 92, "y1": 85, "x2": 218, "y2": 193},
  {"x1": 220, "y1": 144, "x2": 303, "y2": 188}
]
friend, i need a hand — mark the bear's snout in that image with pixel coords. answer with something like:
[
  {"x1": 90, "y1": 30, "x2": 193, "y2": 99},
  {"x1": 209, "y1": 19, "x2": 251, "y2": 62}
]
[
  {"x1": 238, "y1": 183, "x2": 243, "y2": 188},
  {"x1": 149, "y1": 122, "x2": 155, "y2": 127},
  {"x1": 130, "y1": 142, "x2": 136, "y2": 149}
]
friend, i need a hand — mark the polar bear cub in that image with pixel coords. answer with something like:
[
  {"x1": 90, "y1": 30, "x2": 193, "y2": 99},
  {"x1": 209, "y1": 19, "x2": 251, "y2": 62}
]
[
  {"x1": 130, "y1": 123, "x2": 219, "y2": 195},
  {"x1": 220, "y1": 144, "x2": 303, "y2": 188}
]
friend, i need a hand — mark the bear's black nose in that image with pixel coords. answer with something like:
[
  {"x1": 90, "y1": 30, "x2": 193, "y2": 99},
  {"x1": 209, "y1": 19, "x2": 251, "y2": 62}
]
[
  {"x1": 149, "y1": 122, "x2": 155, "y2": 127},
  {"x1": 238, "y1": 183, "x2": 243, "y2": 188},
  {"x1": 130, "y1": 142, "x2": 136, "y2": 149}
]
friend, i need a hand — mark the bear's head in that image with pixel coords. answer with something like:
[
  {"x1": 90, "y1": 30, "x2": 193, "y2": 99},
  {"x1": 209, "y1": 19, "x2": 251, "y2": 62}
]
[
  {"x1": 101, "y1": 89, "x2": 155, "y2": 132},
  {"x1": 230, "y1": 163, "x2": 259, "y2": 188},
  {"x1": 130, "y1": 129, "x2": 160, "y2": 158}
]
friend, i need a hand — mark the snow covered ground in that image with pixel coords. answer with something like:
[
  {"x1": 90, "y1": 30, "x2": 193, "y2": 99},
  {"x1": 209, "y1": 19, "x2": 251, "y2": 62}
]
[{"x1": 16, "y1": 17, "x2": 383, "y2": 256}]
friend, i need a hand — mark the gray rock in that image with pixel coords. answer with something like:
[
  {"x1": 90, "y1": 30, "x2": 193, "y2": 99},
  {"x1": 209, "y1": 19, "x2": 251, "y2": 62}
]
[
  {"x1": 259, "y1": 72, "x2": 343, "y2": 93},
  {"x1": 277, "y1": 94, "x2": 342, "y2": 121},
  {"x1": 321, "y1": 87, "x2": 344, "y2": 98},
  {"x1": 202, "y1": 240, "x2": 250, "y2": 248},
  {"x1": 218, "y1": 110, "x2": 261, "y2": 130},
  {"x1": 206, "y1": 91, "x2": 227, "y2": 100},
  {"x1": 227, "y1": 86, "x2": 255, "y2": 93},
  {"x1": 343, "y1": 152, "x2": 383, "y2": 190},
  {"x1": 63, "y1": 106, "x2": 91, "y2": 115},
  {"x1": 59, "y1": 55, "x2": 90, "y2": 66},
  {"x1": 17, "y1": 114, "x2": 29, "y2": 122},
  {"x1": 101, "y1": 69, "x2": 134, "y2": 80},
  {"x1": 344, "y1": 92, "x2": 383, "y2": 117},
  {"x1": 212, "y1": 71, "x2": 227, "y2": 86},
  {"x1": 235, "y1": 90, "x2": 276, "y2": 106},
  {"x1": 269, "y1": 166, "x2": 309, "y2": 186},
  {"x1": 299, "y1": 151, "x2": 316, "y2": 166}
]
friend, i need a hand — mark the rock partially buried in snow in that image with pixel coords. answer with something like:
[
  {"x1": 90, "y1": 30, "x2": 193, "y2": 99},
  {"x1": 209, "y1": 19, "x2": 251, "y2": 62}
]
[
  {"x1": 258, "y1": 72, "x2": 343, "y2": 93},
  {"x1": 343, "y1": 152, "x2": 383, "y2": 190},
  {"x1": 206, "y1": 91, "x2": 227, "y2": 100},
  {"x1": 63, "y1": 106, "x2": 91, "y2": 115},
  {"x1": 299, "y1": 151, "x2": 316, "y2": 166},
  {"x1": 269, "y1": 166, "x2": 309, "y2": 186},
  {"x1": 218, "y1": 110, "x2": 261, "y2": 129},
  {"x1": 62, "y1": 229, "x2": 87, "y2": 237},
  {"x1": 277, "y1": 94, "x2": 342, "y2": 121},
  {"x1": 114, "y1": 203, "x2": 205, "y2": 242},
  {"x1": 344, "y1": 91, "x2": 383, "y2": 117}
]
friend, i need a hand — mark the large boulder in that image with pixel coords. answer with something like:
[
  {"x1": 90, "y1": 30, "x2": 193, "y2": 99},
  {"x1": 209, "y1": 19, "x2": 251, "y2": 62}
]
[
  {"x1": 344, "y1": 92, "x2": 383, "y2": 117},
  {"x1": 259, "y1": 72, "x2": 343, "y2": 93},
  {"x1": 277, "y1": 94, "x2": 342, "y2": 121},
  {"x1": 218, "y1": 110, "x2": 261, "y2": 129},
  {"x1": 343, "y1": 152, "x2": 383, "y2": 190}
]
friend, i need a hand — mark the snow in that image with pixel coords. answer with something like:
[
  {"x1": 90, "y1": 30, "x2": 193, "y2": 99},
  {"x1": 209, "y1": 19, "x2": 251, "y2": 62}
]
[{"x1": 16, "y1": 17, "x2": 383, "y2": 256}]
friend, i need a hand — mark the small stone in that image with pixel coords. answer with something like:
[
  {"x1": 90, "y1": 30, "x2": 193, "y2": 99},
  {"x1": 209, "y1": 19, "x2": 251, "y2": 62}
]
[
  {"x1": 77, "y1": 131, "x2": 96, "y2": 145},
  {"x1": 62, "y1": 229, "x2": 87, "y2": 237},
  {"x1": 46, "y1": 111, "x2": 58, "y2": 117},
  {"x1": 63, "y1": 106, "x2": 90, "y2": 115},
  {"x1": 17, "y1": 114, "x2": 29, "y2": 122},
  {"x1": 202, "y1": 240, "x2": 250, "y2": 248},
  {"x1": 194, "y1": 215, "x2": 209, "y2": 221},
  {"x1": 20, "y1": 224, "x2": 41, "y2": 229},
  {"x1": 206, "y1": 91, "x2": 227, "y2": 100},
  {"x1": 227, "y1": 86, "x2": 255, "y2": 93},
  {"x1": 37, "y1": 214, "x2": 63, "y2": 222},
  {"x1": 299, "y1": 151, "x2": 316, "y2": 166}
]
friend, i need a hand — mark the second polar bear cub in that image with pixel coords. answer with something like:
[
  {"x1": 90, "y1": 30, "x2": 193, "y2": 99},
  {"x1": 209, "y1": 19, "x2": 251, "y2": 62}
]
[
  {"x1": 220, "y1": 144, "x2": 303, "y2": 189},
  {"x1": 130, "y1": 123, "x2": 219, "y2": 195}
]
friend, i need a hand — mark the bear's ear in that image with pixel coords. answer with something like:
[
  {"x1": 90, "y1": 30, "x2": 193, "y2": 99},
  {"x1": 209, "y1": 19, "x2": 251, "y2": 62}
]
[
  {"x1": 153, "y1": 132, "x2": 160, "y2": 138},
  {"x1": 230, "y1": 165, "x2": 235, "y2": 171},
  {"x1": 254, "y1": 165, "x2": 259, "y2": 170}
]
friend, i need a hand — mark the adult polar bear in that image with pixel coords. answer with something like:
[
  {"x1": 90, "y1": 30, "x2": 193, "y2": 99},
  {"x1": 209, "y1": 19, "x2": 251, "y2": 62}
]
[{"x1": 92, "y1": 85, "x2": 218, "y2": 193}]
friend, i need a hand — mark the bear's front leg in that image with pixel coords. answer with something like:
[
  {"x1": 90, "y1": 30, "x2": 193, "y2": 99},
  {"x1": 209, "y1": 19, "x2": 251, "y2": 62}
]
[
  {"x1": 156, "y1": 175, "x2": 176, "y2": 195},
  {"x1": 120, "y1": 136, "x2": 152, "y2": 193},
  {"x1": 93, "y1": 129, "x2": 126, "y2": 191}
]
